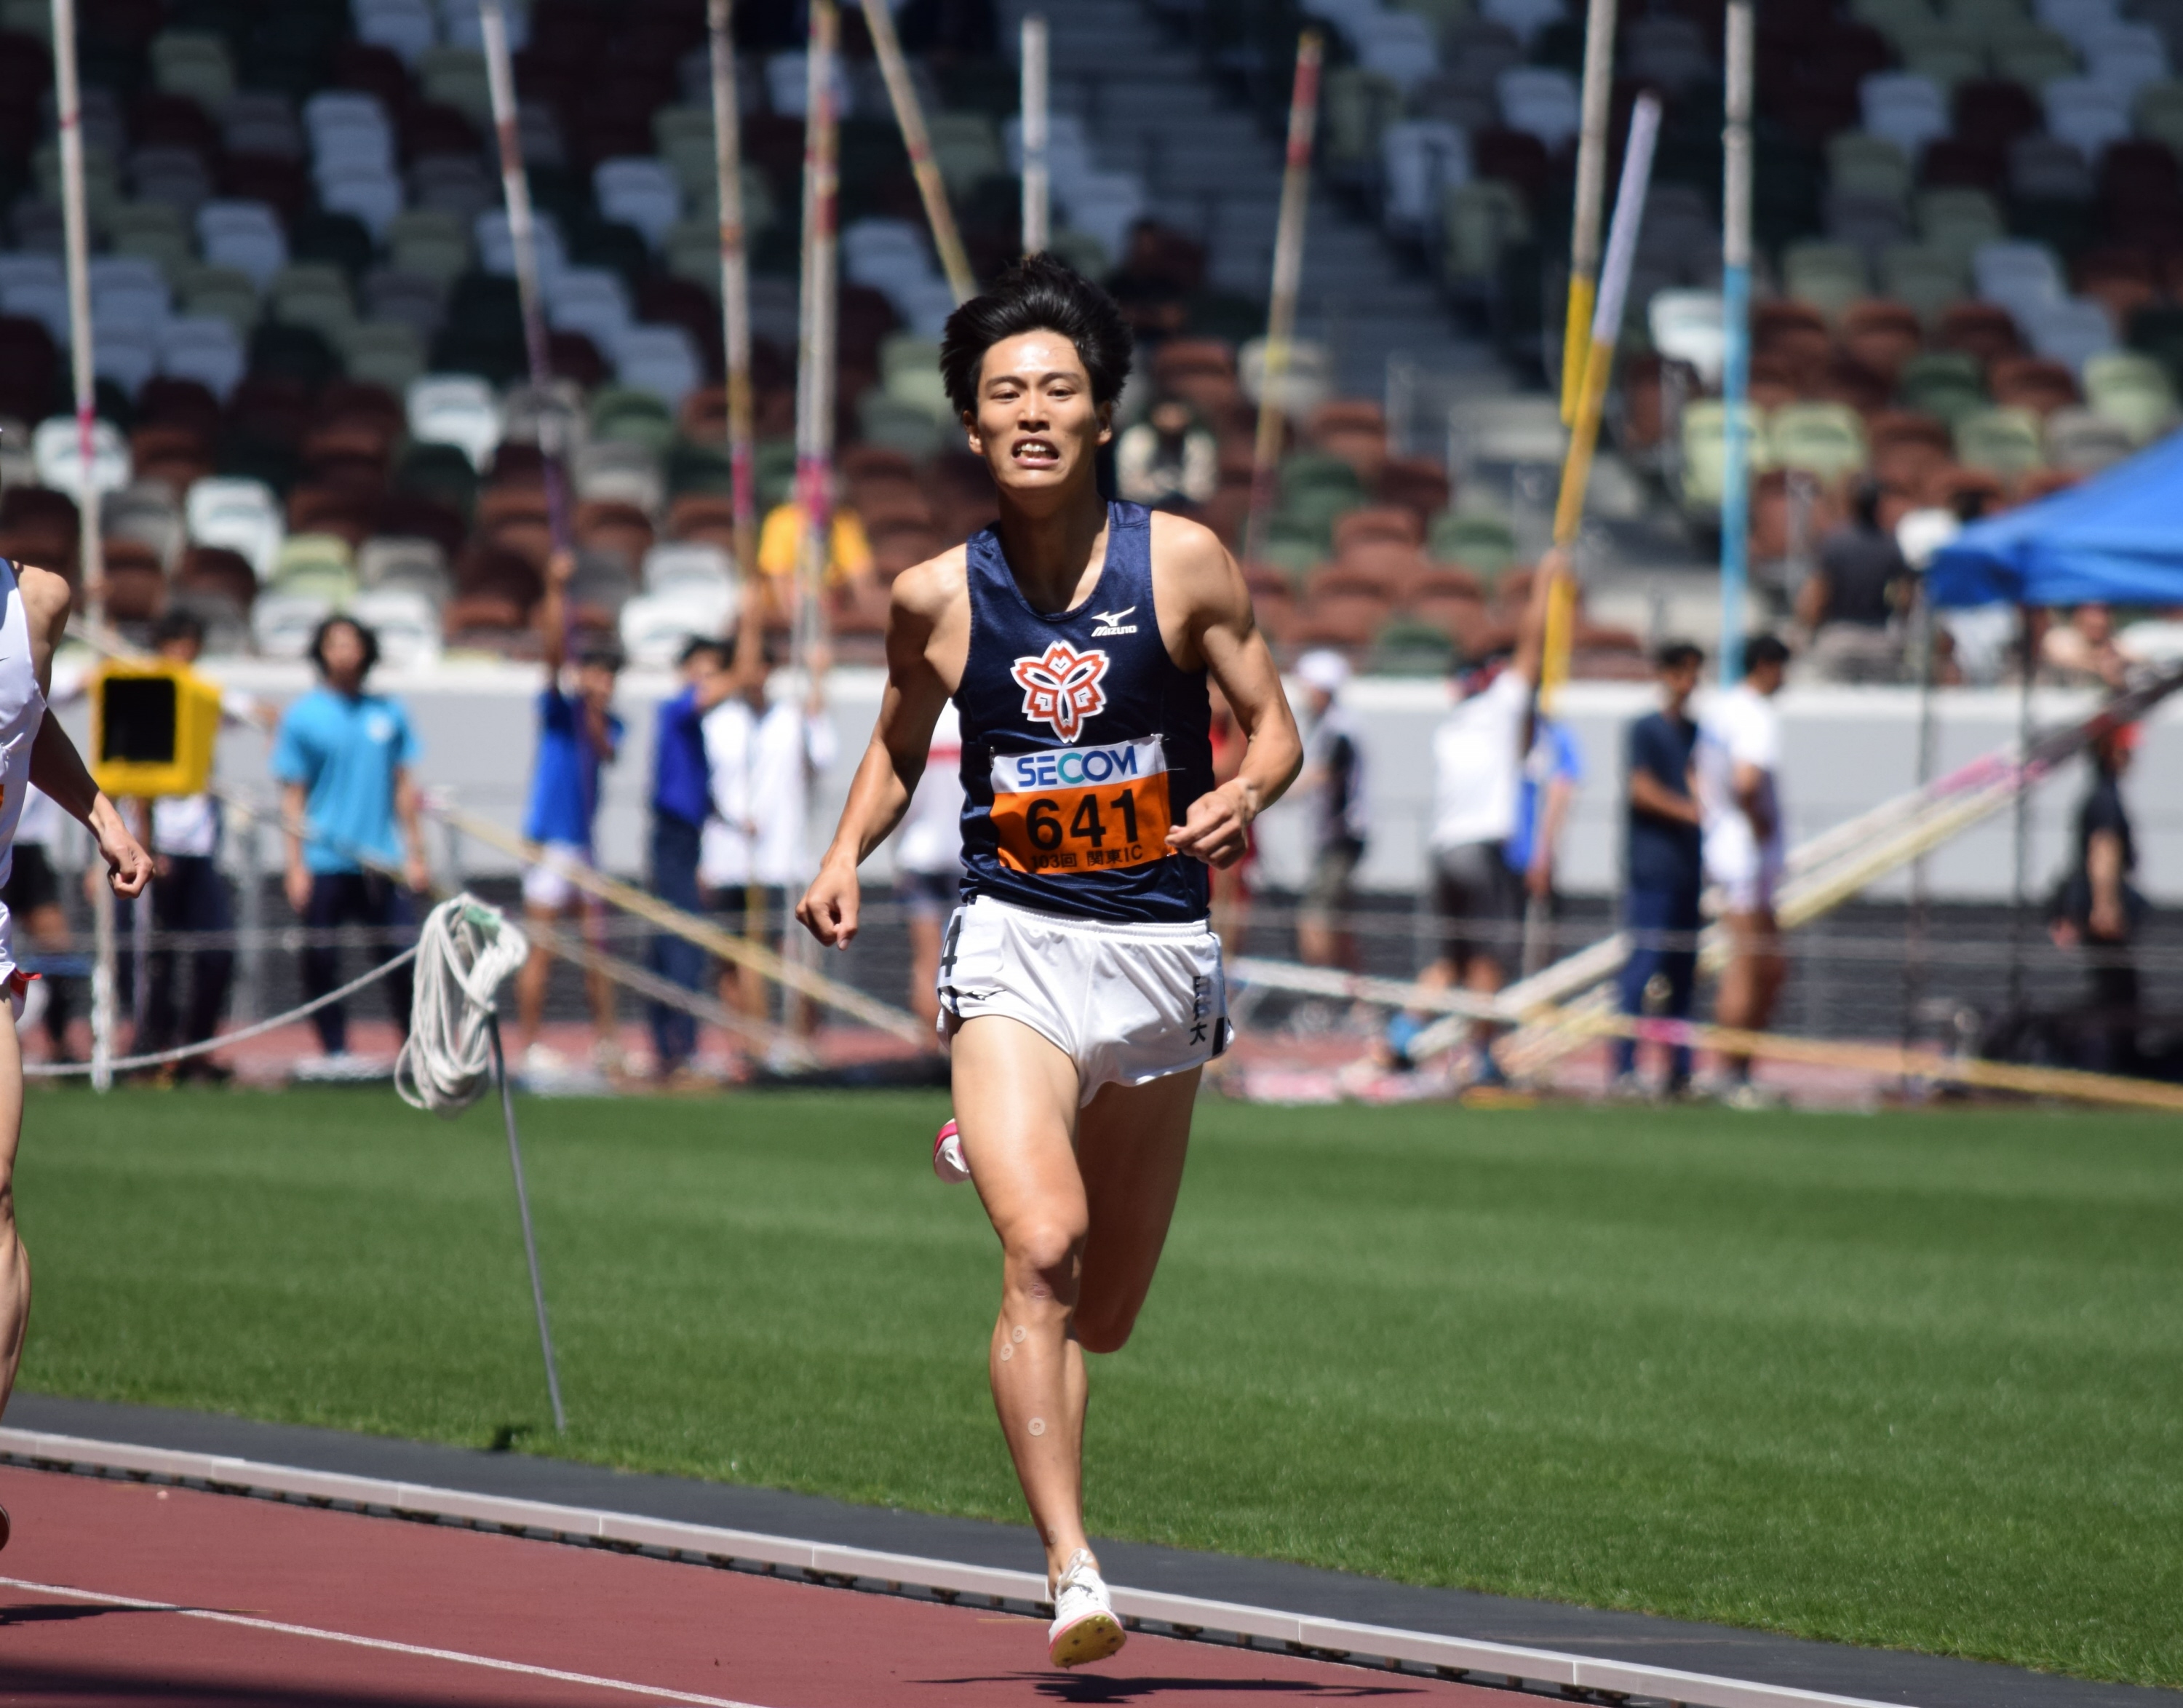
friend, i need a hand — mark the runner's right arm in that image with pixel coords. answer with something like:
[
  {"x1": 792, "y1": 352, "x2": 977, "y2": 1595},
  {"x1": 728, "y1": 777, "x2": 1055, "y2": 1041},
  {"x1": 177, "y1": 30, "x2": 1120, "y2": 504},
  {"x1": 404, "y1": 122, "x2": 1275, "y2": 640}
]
[
  {"x1": 17, "y1": 567, "x2": 150, "y2": 899},
  {"x1": 797, "y1": 550, "x2": 966, "y2": 948}
]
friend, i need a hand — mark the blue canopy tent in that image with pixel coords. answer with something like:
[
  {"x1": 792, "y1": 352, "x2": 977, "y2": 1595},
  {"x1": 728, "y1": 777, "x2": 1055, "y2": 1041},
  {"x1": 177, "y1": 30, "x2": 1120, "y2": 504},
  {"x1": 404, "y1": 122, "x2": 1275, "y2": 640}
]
[{"x1": 1926, "y1": 431, "x2": 2183, "y2": 608}]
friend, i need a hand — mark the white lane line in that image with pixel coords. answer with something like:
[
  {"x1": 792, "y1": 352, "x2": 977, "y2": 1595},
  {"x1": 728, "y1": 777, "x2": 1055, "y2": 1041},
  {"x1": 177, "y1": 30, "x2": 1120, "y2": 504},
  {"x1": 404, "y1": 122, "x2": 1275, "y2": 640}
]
[{"x1": 0, "y1": 1574, "x2": 777, "y2": 1708}]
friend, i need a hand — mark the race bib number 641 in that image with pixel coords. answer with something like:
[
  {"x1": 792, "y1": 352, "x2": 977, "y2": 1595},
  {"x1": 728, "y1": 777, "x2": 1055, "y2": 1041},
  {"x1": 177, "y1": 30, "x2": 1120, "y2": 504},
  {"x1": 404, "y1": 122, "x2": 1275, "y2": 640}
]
[{"x1": 990, "y1": 736, "x2": 1173, "y2": 874}]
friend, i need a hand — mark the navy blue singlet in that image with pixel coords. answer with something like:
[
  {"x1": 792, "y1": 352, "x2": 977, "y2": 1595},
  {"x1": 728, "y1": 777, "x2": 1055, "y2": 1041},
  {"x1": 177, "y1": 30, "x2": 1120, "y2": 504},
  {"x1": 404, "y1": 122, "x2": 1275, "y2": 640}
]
[{"x1": 955, "y1": 501, "x2": 1214, "y2": 925}]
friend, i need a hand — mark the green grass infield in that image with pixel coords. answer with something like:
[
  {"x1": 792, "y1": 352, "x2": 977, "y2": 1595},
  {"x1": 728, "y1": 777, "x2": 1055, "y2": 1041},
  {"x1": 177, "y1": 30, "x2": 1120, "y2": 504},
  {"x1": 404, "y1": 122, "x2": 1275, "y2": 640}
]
[{"x1": 14, "y1": 1087, "x2": 2181, "y2": 1685}]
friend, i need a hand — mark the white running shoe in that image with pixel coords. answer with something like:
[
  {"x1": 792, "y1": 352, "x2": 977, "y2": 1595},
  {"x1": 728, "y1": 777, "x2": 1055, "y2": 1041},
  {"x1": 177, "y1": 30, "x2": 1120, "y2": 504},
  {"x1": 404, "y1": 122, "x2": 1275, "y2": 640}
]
[
  {"x1": 1046, "y1": 1549, "x2": 1125, "y2": 1669},
  {"x1": 932, "y1": 1118, "x2": 971, "y2": 1183}
]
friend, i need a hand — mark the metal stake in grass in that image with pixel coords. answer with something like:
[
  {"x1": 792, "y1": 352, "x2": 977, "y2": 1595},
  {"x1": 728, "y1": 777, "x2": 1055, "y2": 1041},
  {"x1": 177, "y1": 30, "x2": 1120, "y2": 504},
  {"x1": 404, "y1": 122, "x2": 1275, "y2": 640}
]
[{"x1": 487, "y1": 1011, "x2": 565, "y2": 1434}]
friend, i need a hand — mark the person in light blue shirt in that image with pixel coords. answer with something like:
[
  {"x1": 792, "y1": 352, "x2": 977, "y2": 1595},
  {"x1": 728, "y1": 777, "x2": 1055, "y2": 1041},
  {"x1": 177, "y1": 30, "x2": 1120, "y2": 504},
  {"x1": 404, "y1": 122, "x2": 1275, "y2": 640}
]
[
  {"x1": 272, "y1": 616, "x2": 427, "y2": 1062},
  {"x1": 514, "y1": 549, "x2": 625, "y2": 1073},
  {"x1": 1506, "y1": 710, "x2": 1583, "y2": 948}
]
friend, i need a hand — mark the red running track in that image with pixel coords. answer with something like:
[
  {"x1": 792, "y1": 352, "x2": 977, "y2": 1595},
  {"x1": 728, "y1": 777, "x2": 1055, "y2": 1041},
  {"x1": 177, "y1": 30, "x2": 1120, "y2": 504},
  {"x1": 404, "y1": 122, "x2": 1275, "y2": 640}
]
[{"x1": 0, "y1": 1465, "x2": 1503, "y2": 1706}]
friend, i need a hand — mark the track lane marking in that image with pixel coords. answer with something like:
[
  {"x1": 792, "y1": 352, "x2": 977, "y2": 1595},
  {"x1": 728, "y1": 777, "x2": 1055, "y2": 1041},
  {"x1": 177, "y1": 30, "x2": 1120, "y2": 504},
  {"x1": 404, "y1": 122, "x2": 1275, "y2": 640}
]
[{"x1": 0, "y1": 1573, "x2": 778, "y2": 1708}]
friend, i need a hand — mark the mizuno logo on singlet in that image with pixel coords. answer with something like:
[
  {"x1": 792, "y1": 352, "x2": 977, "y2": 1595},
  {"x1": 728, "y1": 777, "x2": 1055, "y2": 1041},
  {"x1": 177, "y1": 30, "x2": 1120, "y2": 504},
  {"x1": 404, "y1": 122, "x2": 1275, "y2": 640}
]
[
  {"x1": 1089, "y1": 607, "x2": 1138, "y2": 636},
  {"x1": 1011, "y1": 640, "x2": 1110, "y2": 741}
]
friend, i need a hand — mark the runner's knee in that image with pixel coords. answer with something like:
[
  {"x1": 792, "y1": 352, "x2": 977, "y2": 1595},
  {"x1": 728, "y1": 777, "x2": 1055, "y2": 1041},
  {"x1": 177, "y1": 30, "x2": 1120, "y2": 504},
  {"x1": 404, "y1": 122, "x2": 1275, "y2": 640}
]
[
  {"x1": 1074, "y1": 1300, "x2": 1138, "y2": 1354},
  {"x1": 1003, "y1": 1220, "x2": 1084, "y2": 1308}
]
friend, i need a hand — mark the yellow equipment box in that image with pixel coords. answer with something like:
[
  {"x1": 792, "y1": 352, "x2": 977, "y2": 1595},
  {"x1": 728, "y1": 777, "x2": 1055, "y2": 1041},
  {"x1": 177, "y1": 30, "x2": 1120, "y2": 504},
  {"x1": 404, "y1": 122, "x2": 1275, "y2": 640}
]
[{"x1": 90, "y1": 660, "x2": 223, "y2": 799}]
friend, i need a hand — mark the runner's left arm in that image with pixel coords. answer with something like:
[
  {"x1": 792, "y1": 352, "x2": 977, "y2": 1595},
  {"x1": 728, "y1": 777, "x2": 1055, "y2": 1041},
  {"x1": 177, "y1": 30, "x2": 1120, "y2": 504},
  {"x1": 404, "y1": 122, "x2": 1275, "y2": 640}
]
[
  {"x1": 17, "y1": 567, "x2": 150, "y2": 897},
  {"x1": 1157, "y1": 518, "x2": 1303, "y2": 870}
]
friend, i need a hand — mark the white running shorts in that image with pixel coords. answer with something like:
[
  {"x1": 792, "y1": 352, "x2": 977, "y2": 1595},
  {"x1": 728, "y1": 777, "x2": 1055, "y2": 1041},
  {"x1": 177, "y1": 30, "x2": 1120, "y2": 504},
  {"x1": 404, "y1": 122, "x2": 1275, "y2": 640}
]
[
  {"x1": 522, "y1": 841, "x2": 598, "y2": 912},
  {"x1": 937, "y1": 895, "x2": 1228, "y2": 1103},
  {"x1": 1703, "y1": 819, "x2": 1784, "y2": 915}
]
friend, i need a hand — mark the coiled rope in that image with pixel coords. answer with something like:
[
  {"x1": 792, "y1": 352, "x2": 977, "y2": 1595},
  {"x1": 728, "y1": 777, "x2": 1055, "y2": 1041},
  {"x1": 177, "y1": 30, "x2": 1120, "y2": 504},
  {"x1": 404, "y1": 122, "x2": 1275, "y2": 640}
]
[{"x1": 393, "y1": 896, "x2": 531, "y2": 1115}]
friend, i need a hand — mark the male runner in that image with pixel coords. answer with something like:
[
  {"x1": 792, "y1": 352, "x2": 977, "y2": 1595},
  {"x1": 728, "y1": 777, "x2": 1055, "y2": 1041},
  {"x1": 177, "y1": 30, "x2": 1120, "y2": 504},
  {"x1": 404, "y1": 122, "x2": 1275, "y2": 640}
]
[
  {"x1": 0, "y1": 559, "x2": 154, "y2": 1547},
  {"x1": 798, "y1": 256, "x2": 1301, "y2": 1669},
  {"x1": 1695, "y1": 632, "x2": 1791, "y2": 1106}
]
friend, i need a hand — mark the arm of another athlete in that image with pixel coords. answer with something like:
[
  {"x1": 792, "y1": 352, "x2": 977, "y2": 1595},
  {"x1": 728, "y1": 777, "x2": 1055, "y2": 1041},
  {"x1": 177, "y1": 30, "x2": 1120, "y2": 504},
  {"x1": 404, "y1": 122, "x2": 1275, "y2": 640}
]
[
  {"x1": 1153, "y1": 516, "x2": 1302, "y2": 869},
  {"x1": 17, "y1": 568, "x2": 149, "y2": 898},
  {"x1": 797, "y1": 550, "x2": 966, "y2": 948}
]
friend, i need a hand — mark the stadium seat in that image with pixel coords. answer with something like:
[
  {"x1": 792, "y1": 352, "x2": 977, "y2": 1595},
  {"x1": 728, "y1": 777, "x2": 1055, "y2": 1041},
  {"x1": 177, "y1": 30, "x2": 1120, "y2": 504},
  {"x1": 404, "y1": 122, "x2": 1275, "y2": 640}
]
[
  {"x1": 1917, "y1": 187, "x2": 2006, "y2": 261},
  {"x1": 2008, "y1": 135, "x2": 2093, "y2": 203},
  {"x1": 407, "y1": 374, "x2": 501, "y2": 471},
  {"x1": 2019, "y1": 297, "x2": 2117, "y2": 370},
  {"x1": 2045, "y1": 76, "x2": 2131, "y2": 156},
  {"x1": 185, "y1": 475, "x2": 282, "y2": 579},
  {"x1": 2083, "y1": 349, "x2": 2179, "y2": 440},
  {"x1": 1768, "y1": 402, "x2": 1870, "y2": 481},
  {"x1": 1989, "y1": 353, "x2": 2081, "y2": 412},
  {"x1": 1972, "y1": 239, "x2": 2067, "y2": 320},
  {"x1": 1648, "y1": 289, "x2": 1727, "y2": 386},
  {"x1": 1440, "y1": 179, "x2": 1531, "y2": 285},
  {"x1": 1861, "y1": 73, "x2": 1951, "y2": 156},
  {"x1": 1783, "y1": 242, "x2": 1870, "y2": 321},
  {"x1": 33, "y1": 415, "x2": 130, "y2": 496},
  {"x1": 1953, "y1": 403, "x2": 2047, "y2": 474},
  {"x1": 1496, "y1": 67, "x2": 1580, "y2": 150},
  {"x1": 2043, "y1": 404, "x2": 2135, "y2": 471}
]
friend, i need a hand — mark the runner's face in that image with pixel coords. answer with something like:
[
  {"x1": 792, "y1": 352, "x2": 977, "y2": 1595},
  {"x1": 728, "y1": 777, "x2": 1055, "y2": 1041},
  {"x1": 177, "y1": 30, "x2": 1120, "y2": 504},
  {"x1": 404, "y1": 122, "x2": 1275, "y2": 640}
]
[{"x1": 966, "y1": 330, "x2": 1111, "y2": 500}]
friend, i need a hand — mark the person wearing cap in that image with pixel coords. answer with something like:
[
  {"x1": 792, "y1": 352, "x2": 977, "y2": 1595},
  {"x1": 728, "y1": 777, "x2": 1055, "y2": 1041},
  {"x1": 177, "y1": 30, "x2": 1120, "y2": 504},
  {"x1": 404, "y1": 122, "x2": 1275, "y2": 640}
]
[
  {"x1": 1398, "y1": 557, "x2": 1558, "y2": 1085},
  {"x1": 2050, "y1": 722, "x2": 2146, "y2": 1075},
  {"x1": 513, "y1": 548, "x2": 626, "y2": 1078},
  {"x1": 1293, "y1": 649, "x2": 1369, "y2": 972}
]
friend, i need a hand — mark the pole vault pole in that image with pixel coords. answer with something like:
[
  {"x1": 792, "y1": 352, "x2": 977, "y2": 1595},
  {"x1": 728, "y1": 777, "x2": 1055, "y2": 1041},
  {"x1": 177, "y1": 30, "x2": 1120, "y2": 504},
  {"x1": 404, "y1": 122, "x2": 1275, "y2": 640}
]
[
  {"x1": 1519, "y1": 94, "x2": 1658, "y2": 977},
  {"x1": 480, "y1": 0, "x2": 573, "y2": 563},
  {"x1": 862, "y1": 0, "x2": 975, "y2": 301},
  {"x1": 1019, "y1": 12, "x2": 1049, "y2": 255},
  {"x1": 1242, "y1": 28, "x2": 1324, "y2": 566},
  {"x1": 1717, "y1": 0, "x2": 1754, "y2": 685},
  {"x1": 1561, "y1": 0, "x2": 1619, "y2": 425},
  {"x1": 707, "y1": 0, "x2": 763, "y2": 676},
  {"x1": 50, "y1": 0, "x2": 116, "y2": 1090},
  {"x1": 792, "y1": 1, "x2": 839, "y2": 680}
]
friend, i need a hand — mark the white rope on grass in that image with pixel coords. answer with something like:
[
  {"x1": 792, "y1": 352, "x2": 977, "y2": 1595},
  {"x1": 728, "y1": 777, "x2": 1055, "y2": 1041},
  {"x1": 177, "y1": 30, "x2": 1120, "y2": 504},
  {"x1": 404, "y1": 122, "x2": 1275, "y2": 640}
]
[
  {"x1": 394, "y1": 896, "x2": 531, "y2": 1116},
  {"x1": 23, "y1": 947, "x2": 424, "y2": 1079}
]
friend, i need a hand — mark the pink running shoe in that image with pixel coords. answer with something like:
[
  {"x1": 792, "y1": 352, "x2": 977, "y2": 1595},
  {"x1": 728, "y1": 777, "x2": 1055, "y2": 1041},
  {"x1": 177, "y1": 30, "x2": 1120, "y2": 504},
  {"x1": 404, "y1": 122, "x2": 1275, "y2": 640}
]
[{"x1": 933, "y1": 1118, "x2": 971, "y2": 1183}]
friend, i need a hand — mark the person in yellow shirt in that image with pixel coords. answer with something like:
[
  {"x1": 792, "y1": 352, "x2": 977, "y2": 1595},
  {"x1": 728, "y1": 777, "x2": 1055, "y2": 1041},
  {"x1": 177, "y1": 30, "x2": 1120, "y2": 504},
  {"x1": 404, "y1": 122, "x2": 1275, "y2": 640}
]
[{"x1": 755, "y1": 499, "x2": 875, "y2": 625}]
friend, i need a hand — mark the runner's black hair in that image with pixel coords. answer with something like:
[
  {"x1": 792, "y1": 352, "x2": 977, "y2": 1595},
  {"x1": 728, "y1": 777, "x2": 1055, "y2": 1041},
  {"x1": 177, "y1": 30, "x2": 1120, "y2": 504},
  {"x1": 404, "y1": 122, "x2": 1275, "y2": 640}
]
[
  {"x1": 153, "y1": 608, "x2": 204, "y2": 648},
  {"x1": 939, "y1": 253, "x2": 1134, "y2": 418},
  {"x1": 309, "y1": 613, "x2": 381, "y2": 678},
  {"x1": 1654, "y1": 640, "x2": 1704, "y2": 671},
  {"x1": 1745, "y1": 633, "x2": 1792, "y2": 672}
]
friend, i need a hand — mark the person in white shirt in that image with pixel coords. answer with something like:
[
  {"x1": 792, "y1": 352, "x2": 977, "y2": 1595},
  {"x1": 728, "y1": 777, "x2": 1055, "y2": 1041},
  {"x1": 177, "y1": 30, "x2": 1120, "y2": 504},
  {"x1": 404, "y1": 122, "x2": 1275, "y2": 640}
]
[
  {"x1": 1404, "y1": 558, "x2": 1557, "y2": 1086},
  {"x1": 893, "y1": 701, "x2": 963, "y2": 1031},
  {"x1": 135, "y1": 610, "x2": 275, "y2": 1079},
  {"x1": 701, "y1": 639, "x2": 838, "y2": 1042},
  {"x1": 1693, "y1": 633, "x2": 1791, "y2": 1103}
]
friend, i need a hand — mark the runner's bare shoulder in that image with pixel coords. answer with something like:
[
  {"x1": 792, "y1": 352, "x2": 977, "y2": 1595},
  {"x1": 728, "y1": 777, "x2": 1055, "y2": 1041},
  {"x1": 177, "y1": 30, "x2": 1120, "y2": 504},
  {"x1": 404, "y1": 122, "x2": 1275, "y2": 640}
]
[
  {"x1": 15, "y1": 562, "x2": 71, "y2": 632},
  {"x1": 889, "y1": 542, "x2": 971, "y2": 627}
]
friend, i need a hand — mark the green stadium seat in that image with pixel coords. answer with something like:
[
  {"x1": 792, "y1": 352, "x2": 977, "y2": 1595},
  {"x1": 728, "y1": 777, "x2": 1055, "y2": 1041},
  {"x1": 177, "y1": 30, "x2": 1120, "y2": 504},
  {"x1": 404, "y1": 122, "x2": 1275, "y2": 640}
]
[
  {"x1": 179, "y1": 264, "x2": 261, "y2": 337},
  {"x1": 1442, "y1": 180, "x2": 1532, "y2": 285},
  {"x1": 150, "y1": 29, "x2": 235, "y2": 109},
  {"x1": 1944, "y1": 0, "x2": 2030, "y2": 39},
  {"x1": 857, "y1": 390, "x2": 944, "y2": 459},
  {"x1": 1784, "y1": 241, "x2": 1871, "y2": 321},
  {"x1": 1953, "y1": 405, "x2": 2046, "y2": 476},
  {"x1": 1254, "y1": 517, "x2": 1324, "y2": 579},
  {"x1": 274, "y1": 533, "x2": 358, "y2": 603},
  {"x1": 106, "y1": 202, "x2": 191, "y2": 282},
  {"x1": 666, "y1": 439, "x2": 735, "y2": 499},
  {"x1": 2134, "y1": 80, "x2": 2183, "y2": 154},
  {"x1": 1989, "y1": 24, "x2": 2078, "y2": 84},
  {"x1": 1880, "y1": 242, "x2": 1968, "y2": 327},
  {"x1": 1426, "y1": 509, "x2": 1519, "y2": 577},
  {"x1": 1905, "y1": 38, "x2": 1986, "y2": 88},
  {"x1": 1918, "y1": 188, "x2": 2006, "y2": 264},
  {"x1": 388, "y1": 210, "x2": 472, "y2": 287},
  {"x1": 1768, "y1": 402, "x2": 1871, "y2": 480},
  {"x1": 343, "y1": 322, "x2": 426, "y2": 395},
  {"x1": 589, "y1": 386, "x2": 677, "y2": 455},
  {"x1": 1324, "y1": 68, "x2": 1404, "y2": 173},
  {"x1": 418, "y1": 46, "x2": 493, "y2": 127},
  {"x1": 1825, "y1": 133, "x2": 1914, "y2": 207},
  {"x1": 1898, "y1": 349, "x2": 1989, "y2": 422},
  {"x1": 1677, "y1": 398, "x2": 1770, "y2": 516},
  {"x1": 755, "y1": 440, "x2": 798, "y2": 511},
  {"x1": 269, "y1": 264, "x2": 355, "y2": 346},
  {"x1": 2083, "y1": 351, "x2": 2179, "y2": 443},
  {"x1": 926, "y1": 112, "x2": 1006, "y2": 196}
]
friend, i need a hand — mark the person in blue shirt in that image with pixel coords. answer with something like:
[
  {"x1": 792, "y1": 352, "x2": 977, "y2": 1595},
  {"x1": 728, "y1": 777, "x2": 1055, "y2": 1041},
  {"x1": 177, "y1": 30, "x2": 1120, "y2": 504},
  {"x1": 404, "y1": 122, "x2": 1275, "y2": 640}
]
[
  {"x1": 646, "y1": 633, "x2": 733, "y2": 1080},
  {"x1": 1507, "y1": 709, "x2": 1582, "y2": 908},
  {"x1": 513, "y1": 550, "x2": 625, "y2": 1076},
  {"x1": 1613, "y1": 641, "x2": 1706, "y2": 1096},
  {"x1": 273, "y1": 615, "x2": 429, "y2": 1065}
]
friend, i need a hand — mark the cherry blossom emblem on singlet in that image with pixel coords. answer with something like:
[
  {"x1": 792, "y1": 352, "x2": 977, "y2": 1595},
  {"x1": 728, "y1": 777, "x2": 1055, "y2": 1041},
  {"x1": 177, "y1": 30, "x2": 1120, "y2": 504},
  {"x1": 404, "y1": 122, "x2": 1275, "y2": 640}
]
[{"x1": 1011, "y1": 640, "x2": 1110, "y2": 742}]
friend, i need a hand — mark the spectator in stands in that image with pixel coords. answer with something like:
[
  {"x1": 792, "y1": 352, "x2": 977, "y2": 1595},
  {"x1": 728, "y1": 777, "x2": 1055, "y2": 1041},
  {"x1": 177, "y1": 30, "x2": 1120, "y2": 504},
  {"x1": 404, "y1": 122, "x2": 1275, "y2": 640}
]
[
  {"x1": 2040, "y1": 603, "x2": 2131, "y2": 690},
  {"x1": 512, "y1": 550, "x2": 626, "y2": 1081},
  {"x1": 273, "y1": 616, "x2": 429, "y2": 1070},
  {"x1": 1508, "y1": 705, "x2": 1581, "y2": 971},
  {"x1": 755, "y1": 485, "x2": 875, "y2": 627},
  {"x1": 1116, "y1": 395, "x2": 1218, "y2": 510},
  {"x1": 2049, "y1": 723, "x2": 2146, "y2": 1076},
  {"x1": 1695, "y1": 634, "x2": 1792, "y2": 1108},
  {"x1": 1612, "y1": 642, "x2": 1706, "y2": 1098},
  {"x1": 647, "y1": 636, "x2": 735, "y2": 1084},
  {"x1": 701, "y1": 637, "x2": 838, "y2": 1057},
  {"x1": 135, "y1": 611, "x2": 275, "y2": 1082},
  {"x1": 894, "y1": 702, "x2": 964, "y2": 1034},
  {"x1": 1798, "y1": 480, "x2": 1908, "y2": 683},
  {"x1": 1294, "y1": 650, "x2": 1369, "y2": 973},
  {"x1": 1399, "y1": 559, "x2": 1557, "y2": 1086}
]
